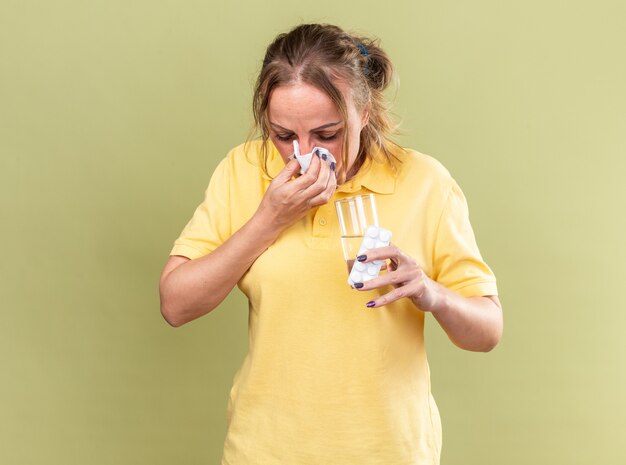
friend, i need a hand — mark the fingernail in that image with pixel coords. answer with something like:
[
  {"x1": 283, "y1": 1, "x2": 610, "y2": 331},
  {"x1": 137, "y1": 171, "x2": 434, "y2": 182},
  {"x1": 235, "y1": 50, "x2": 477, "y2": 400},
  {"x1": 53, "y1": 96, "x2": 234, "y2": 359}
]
[
  {"x1": 330, "y1": 162, "x2": 336, "y2": 171},
  {"x1": 354, "y1": 282, "x2": 364, "y2": 289},
  {"x1": 321, "y1": 153, "x2": 327, "y2": 161},
  {"x1": 357, "y1": 255, "x2": 367, "y2": 262},
  {"x1": 366, "y1": 301, "x2": 376, "y2": 308}
]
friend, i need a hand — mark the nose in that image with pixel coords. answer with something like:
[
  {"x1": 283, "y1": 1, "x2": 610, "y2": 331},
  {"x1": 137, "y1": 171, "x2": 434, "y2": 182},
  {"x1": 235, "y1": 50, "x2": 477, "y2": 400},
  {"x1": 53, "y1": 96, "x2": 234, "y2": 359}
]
[{"x1": 296, "y1": 138, "x2": 315, "y2": 155}]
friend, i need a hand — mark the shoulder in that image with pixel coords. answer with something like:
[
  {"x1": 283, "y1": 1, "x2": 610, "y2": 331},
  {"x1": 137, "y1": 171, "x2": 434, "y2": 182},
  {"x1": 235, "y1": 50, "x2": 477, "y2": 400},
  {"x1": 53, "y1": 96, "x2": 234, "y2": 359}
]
[
  {"x1": 222, "y1": 139, "x2": 283, "y2": 178},
  {"x1": 221, "y1": 139, "x2": 264, "y2": 169},
  {"x1": 392, "y1": 147, "x2": 455, "y2": 198},
  {"x1": 209, "y1": 139, "x2": 272, "y2": 181},
  {"x1": 395, "y1": 147, "x2": 452, "y2": 179},
  {"x1": 202, "y1": 140, "x2": 269, "y2": 226}
]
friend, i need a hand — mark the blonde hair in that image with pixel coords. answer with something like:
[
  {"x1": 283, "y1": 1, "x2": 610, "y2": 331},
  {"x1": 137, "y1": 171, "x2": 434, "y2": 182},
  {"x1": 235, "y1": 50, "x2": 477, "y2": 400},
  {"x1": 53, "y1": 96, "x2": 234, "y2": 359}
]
[{"x1": 248, "y1": 23, "x2": 404, "y2": 176}]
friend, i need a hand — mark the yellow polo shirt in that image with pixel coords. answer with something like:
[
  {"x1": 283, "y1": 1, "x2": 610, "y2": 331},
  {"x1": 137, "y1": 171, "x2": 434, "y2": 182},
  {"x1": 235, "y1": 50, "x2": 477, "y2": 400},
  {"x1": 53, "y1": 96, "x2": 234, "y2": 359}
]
[{"x1": 170, "y1": 140, "x2": 498, "y2": 465}]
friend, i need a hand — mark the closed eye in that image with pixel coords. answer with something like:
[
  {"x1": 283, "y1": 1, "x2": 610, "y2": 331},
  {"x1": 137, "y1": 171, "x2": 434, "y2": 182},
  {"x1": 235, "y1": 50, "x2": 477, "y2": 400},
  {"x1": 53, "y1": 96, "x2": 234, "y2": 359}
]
[
  {"x1": 318, "y1": 133, "x2": 338, "y2": 141},
  {"x1": 274, "y1": 131, "x2": 340, "y2": 142},
  {"x1": 275, "y1": 133, "x2": 294, "y2": 142}
]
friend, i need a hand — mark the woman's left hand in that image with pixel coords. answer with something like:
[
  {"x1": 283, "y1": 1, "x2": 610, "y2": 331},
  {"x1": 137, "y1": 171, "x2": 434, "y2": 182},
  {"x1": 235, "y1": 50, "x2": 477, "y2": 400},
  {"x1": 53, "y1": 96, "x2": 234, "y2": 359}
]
[
  {"x1": 353, "y1": 245, "x2": 442, "y2": 312},
  {"x1": 354, "y1": 245, "x2": 504, "y2": 351}
]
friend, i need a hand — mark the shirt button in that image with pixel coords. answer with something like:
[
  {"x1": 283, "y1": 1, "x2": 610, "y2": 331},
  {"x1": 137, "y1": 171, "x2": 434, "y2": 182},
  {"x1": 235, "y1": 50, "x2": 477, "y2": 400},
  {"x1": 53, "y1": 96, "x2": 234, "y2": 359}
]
[{"x1": 318, "y1": 217, "x2": 327, "y2": 226}]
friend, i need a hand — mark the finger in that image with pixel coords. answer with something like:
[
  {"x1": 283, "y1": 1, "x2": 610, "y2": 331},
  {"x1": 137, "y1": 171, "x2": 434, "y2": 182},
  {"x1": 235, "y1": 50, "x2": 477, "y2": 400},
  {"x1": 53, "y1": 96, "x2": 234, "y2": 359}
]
[
  {"x1": 365, "y1": 282, "x2": 421, "y2": 309},
  {"x1": 355, "y1": 245, "x2": 403, "y2": 265},
  {"x1": 306, "y1": 152, "x2": 323, "y2": 181},
  {"x1": 354, "y1": 267, "x2": 420, "y2": 291},
  {"x1": 273, "y1": 157, "x2": 302, "y2": 184},
  {"x1": 307, "y1": 162, "x2": 337, "y2": 206},
  {"x1": 323, "y1": 155, "x2": 337, "y2": 188},
  {"x1": 291, "y1": 152, "x2": 323, "y2": 191},
  {"x1": 322, "y1": 161, "x2": 338, "y2": 193},
  {"x1": 302, "y1": 155, "x2": 333, "y2": 199},
  {"x1": 319, "y1": 153, "x2": 337, "y2": 186}
]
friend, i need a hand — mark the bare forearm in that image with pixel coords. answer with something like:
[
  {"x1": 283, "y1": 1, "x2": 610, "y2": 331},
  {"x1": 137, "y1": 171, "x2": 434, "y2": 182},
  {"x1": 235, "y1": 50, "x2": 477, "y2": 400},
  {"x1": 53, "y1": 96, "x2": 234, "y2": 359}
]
[
  {"x1": 160, "y1": 156, "x2": 337, "y2": 327},
  {"x1": 427, "y1": 282, "x2": 503, "y2": 352},
  {"x1": 160, "y1": 214, "x2": 280, "y2": 326}
]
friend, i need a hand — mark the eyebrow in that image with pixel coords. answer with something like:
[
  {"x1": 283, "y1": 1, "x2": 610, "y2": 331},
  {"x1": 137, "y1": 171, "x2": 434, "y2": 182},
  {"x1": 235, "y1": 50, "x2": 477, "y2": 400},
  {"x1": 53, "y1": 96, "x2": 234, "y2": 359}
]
[{"x1": 269, "y1": 121, "x2": 342, "y2": 132}]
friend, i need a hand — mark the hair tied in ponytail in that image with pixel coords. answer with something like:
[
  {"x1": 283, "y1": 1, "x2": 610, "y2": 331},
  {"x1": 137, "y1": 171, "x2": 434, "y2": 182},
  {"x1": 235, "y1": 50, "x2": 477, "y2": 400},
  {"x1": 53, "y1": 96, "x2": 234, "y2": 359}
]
[{"x1": 250, "y1": 23, "x2": 405, "y2": 176}]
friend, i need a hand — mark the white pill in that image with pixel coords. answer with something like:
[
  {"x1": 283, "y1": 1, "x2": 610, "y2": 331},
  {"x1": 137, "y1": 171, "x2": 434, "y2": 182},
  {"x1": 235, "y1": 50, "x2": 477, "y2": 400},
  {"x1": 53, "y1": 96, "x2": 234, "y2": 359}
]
[
  {"x1": 366, "y1": 226, "x2": 379, "y2": 237},
  {"x1": 347, "y1": 225, "x2": 393, "y2": 288},
  {"x1": 350, "y1": 271, "x2": 362, "y2": 283}
]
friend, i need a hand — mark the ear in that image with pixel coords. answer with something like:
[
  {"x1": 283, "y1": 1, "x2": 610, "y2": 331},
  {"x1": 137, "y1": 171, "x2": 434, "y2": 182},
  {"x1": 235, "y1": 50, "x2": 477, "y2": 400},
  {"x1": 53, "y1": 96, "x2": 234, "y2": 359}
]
[{"x1": 360, "y1": 107, "x2": 370, "y2": 129}]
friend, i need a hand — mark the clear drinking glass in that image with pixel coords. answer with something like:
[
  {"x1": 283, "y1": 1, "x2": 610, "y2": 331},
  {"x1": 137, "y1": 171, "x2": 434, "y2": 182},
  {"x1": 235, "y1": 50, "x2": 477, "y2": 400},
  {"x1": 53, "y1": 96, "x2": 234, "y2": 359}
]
[{"x1": 335, "y1": 194, "x2": 379, "y2": 273}]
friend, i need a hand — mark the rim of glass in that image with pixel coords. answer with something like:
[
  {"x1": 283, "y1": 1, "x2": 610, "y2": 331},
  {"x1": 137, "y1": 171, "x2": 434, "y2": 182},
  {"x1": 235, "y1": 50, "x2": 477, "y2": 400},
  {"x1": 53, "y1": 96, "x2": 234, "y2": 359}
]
[{"x1": 334, "y1": 193, "x2": 376, "y2": 205}]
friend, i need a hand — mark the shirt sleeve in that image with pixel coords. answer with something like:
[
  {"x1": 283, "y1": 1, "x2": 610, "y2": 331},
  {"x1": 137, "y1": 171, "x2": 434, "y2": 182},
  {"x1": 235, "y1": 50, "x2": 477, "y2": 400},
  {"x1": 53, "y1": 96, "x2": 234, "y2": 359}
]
[
  {"x1": 431, "y1": 179, "x2": 498, "y2": 298},
  {"x1": 169, "y1": 157, "x2": 232, "y2": 260}
]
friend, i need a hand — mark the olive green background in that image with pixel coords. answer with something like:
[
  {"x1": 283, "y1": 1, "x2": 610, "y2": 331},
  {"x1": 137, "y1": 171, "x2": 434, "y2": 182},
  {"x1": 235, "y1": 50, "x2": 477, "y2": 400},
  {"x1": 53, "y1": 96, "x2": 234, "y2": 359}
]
[{"x1": 1, "y1": 1, "x2": 624, "y2": 464}]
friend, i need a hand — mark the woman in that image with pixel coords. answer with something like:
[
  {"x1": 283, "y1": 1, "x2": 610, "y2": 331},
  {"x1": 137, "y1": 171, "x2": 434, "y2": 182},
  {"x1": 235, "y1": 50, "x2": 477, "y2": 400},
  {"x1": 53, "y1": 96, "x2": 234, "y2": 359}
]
[{"x1": 159, "y1": 23, "x2": 502, "y2": 465}]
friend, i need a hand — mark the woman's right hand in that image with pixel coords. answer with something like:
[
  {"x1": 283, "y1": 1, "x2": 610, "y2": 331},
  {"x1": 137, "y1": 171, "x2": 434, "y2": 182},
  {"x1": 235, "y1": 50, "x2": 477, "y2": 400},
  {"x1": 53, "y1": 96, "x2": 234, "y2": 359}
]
[
  {"x1": 160, "y1": 152, "x2": 336, "y2": 327},
  {"x1": 255, "y1": 152, "x2": 337, "y2": 231}
]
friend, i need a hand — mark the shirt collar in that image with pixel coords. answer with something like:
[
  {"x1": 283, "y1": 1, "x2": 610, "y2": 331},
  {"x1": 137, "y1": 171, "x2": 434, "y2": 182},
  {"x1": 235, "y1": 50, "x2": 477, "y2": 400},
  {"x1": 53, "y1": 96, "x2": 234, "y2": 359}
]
[
  {"x1": 336, "y1": 156, "x2": 397, "y2": 194},
  {"x1": 262, "y1": 140, "x2": 286, "y2": 179},
  {"x1": 262, "y1": 139, "x2": 397, "y2": 195}
]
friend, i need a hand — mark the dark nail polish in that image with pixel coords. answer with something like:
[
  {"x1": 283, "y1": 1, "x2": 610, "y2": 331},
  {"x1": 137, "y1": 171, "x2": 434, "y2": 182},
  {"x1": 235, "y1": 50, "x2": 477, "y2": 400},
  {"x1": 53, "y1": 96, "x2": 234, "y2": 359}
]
[
  {"x1": 357, "y1": 255, "x2": 367, "y2": 262},
  {"x1": 330, "y1": 162, "x2": 336, "y2": 171},
  {"x1": 366, "y1": 301, "x2": 376, "y2": 308},
  {"x1": 354, "y1": 282, "x2": 364, "y2": 289},
  {"x1": 321, "y1": 153, "x2": 327, "y2": 161}
]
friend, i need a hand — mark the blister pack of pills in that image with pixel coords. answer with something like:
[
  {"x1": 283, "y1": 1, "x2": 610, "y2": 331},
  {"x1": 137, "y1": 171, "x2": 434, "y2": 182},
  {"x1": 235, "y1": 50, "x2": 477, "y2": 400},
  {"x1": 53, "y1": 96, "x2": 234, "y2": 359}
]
[
  {"x1": 293, "y1": 140, "x2": 336, "y2": 174},
  {"x1": 348, "y1": 225, "x2": 392, "y2": 287}
]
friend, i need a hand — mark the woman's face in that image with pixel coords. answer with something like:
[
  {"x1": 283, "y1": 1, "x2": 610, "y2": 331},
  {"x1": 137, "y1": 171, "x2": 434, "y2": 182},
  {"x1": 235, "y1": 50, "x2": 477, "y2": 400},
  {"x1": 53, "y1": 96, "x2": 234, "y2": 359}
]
[{"x1": 267, "y1": 80, "x2": 368, "y2": 183}]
